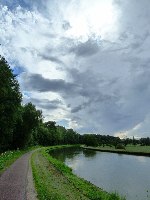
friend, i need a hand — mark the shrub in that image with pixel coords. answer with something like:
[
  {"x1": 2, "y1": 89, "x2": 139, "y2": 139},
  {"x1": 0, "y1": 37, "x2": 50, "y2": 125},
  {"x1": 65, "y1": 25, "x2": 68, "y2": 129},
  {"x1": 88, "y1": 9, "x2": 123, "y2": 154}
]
[{"x1": 115, "y1": 143, "x2": 125, "y2": 150}]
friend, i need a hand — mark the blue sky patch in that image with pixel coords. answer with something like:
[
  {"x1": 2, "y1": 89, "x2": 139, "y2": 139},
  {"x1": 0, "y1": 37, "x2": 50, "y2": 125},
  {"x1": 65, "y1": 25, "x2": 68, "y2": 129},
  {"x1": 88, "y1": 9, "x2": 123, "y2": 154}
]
[
  {"x1": 56, "y1": 119, "x2": 69, "y2": 128},
  {"x1": 13, "y1": 66, "x2": 25, "y2": 76},
  {"x1": 1, "y1": 0, "x2": 31, "y2": 10}
]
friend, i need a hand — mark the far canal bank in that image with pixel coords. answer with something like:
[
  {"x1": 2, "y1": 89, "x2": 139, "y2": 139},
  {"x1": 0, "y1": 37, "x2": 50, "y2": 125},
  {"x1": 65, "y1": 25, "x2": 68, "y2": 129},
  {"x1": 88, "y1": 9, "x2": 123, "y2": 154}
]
[{"x1": 82, "y1": 145, "x2": 150, "y2": 157}]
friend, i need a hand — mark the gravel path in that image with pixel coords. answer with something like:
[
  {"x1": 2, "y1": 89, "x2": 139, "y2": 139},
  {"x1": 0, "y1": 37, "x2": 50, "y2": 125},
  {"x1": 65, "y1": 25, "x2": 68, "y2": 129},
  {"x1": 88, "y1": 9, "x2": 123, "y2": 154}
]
[{"x1": 0, "y1": 151, "x2": 37, "y2": 200}]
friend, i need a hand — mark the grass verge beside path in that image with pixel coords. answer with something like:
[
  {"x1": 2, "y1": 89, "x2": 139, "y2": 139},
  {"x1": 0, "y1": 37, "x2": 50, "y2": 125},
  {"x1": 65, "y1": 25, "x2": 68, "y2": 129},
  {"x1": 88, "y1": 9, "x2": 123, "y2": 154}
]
[
  {"x1": 31, "y1": 145, "x2": 125, "y2": 200},
  {"x1": 82, "y1": 145, "x2": 150, "y2": 156},
  {"x1": 0, "y1": 146, "x2": 40, "y2": 175}
]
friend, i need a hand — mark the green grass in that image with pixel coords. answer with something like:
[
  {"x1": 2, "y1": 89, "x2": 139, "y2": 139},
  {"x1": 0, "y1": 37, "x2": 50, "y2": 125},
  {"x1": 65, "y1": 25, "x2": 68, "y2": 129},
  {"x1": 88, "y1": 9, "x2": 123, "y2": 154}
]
[
  {"x1": 82, "y1": 145, "x2": 150, "y2": 156},
  {"x1": 0, "y1": 146, "x2": 40, "y2": 175},
  {"x1": 125, "y1": 145, "x2": 150, "y2": 152},
  {"x1": 31, "y1": 145, "x2": 125, "y2": 200}
]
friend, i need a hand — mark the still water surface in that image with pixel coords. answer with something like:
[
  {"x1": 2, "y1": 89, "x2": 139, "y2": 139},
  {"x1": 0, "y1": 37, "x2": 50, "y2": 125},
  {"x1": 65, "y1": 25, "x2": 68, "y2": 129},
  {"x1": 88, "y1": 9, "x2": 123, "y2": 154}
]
[{"x1": 50, "y1": 147, "x2": 150, "y2": 200}]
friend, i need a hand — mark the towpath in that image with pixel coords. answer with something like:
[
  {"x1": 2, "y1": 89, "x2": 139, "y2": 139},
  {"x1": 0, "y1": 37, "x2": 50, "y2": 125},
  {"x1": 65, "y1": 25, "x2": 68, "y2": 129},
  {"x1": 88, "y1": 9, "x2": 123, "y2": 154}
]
[{"x1": 0, "y1": 151, "x2": 37, "y2": 200}]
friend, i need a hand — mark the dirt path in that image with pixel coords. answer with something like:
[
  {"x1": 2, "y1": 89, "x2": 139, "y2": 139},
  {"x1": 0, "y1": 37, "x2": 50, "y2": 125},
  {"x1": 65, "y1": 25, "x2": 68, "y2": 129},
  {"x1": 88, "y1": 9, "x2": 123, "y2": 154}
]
[{"x1": 0, "y1": 151, "x2": 37, "y2": 200}]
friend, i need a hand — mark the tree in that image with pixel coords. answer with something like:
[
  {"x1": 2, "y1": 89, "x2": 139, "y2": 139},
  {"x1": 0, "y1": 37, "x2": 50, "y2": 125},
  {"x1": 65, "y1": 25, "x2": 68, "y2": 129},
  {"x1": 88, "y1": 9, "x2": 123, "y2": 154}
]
[
  {"x1": 36, "y1": 124, "x2": 52, "y2": 146},
  {"x1": 83, "y1": 134, "x2": 98, "y2": 147},
  {"x1": 56, "y1": 125, "x2": 67, "y2": 144},
  {"x1": 12, "y1": 103, "x2": 42, "y2": 148},
  {"x1": 122, "y1": 138, "x2": 133, "y2": 146},
  {"x1": 45, "y1": 121, "x2": 57, "y2": 145},
  {"x1": 66, "y1": 129, "x2": 80, "y2": 144},
  {"x1": 140, "y1": 137, "x2": 150, "y2": 146},
  {"x1": 0, "y1": 56, "x2": 22, "y2": 150}
]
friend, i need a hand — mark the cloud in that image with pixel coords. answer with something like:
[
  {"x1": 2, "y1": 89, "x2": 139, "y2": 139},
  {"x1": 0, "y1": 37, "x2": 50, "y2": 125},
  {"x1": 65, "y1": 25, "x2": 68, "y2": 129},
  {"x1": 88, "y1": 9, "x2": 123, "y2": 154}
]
[
  {"x1": 38, "y1": 53, "x2": 64, "y2": 65},
  {"x1": 26, "y1": 97, "x2": 63, "y2": 110},
  {"x1": 20, "y1": 73, "x2": 80, "y2": 94},
  {"x1": 62, "y1": 21, "x2": 71, "y2": 30},
  {"x1": 1, "y1": 0, "x2": 150, "y2": 137},
  {"x1": 70, "y1": 37, "x2": 100, "y2": 57}
]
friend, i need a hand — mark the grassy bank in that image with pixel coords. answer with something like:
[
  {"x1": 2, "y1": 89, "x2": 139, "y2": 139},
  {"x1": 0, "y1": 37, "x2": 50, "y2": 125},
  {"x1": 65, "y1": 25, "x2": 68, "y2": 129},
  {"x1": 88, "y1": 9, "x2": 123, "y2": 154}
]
[
  {"x1": 0, "y1": 146, "x2": 40, "y2": 175},
  {"x1": 82, "y1": 145, "x2": 150, "y2": 156},
  {"x1": 31, "y1": 145, "x2": 125, "y2": 200}
]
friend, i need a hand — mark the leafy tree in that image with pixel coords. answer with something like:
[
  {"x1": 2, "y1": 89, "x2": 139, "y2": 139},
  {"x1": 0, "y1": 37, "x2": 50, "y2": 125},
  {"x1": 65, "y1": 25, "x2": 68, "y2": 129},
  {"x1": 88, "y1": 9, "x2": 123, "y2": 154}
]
[
  {"x1": 83, "y1": 134, "x2": 98, "y2": 146},
  {"x1": 132, "y1": 136, "x2": 138, "y2": 145},
  {"x1": 122, "y1": 138, "x2": 133, "y2": 146},
  {"x1": 66, "y1": 129, "x2": 80, "y2": 144},
  {"x1": 115, "y1": 143, "x2": 125, "y2": 149},
  {"x1": 0, "y1": 56, "x2": 22, "y2": 150},
  {"x1": 45, "y1": 121, "x2": 57, "y2": 145},
  {"x1": 12, "y1": 103, "x2": 42, "y2": 148},
  {"x1": 56, "y1": 125, "x2": 67, "y2": 144},
  {"x1": 36, "y1": 124, "x2": 52, "y2": 146},
  {"x1": 140, "y1": 137, "x2": 150, "y2": 146}
]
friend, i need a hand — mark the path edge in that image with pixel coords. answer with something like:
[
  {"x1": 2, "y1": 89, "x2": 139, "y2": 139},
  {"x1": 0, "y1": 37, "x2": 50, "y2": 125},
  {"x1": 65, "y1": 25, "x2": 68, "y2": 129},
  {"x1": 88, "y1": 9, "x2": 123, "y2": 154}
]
[{"x1": 26, "y1": 151, "x2": 38, "y2": 200}]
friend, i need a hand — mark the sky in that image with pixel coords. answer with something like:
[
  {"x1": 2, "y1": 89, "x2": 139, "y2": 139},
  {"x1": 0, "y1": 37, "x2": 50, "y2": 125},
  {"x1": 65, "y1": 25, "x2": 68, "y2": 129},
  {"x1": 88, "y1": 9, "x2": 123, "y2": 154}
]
[{"x1": 0, "y1": 0, "x2": 150, "y2": 138}]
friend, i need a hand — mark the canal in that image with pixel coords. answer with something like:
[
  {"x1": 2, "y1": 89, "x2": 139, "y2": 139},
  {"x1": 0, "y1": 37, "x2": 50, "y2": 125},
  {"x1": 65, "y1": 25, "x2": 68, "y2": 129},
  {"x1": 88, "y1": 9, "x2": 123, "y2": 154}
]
[{"x1": 50, "y1": 147, "x2": 150, "y2": 200}]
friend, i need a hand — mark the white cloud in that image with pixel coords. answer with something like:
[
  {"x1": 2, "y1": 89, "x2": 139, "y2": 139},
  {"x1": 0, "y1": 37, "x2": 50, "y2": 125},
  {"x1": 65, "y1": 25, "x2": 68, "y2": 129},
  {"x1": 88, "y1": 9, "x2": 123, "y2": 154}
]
[
  {"x1": 126, "y1": 114, "x2": 150, "y2": 138},
  {"x1": 1, "y1": 1, "x2": 150, "y2": 137}
]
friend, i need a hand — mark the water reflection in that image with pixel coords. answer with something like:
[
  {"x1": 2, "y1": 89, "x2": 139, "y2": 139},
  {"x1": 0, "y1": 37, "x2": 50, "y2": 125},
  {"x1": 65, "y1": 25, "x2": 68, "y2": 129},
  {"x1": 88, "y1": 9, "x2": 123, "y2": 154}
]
[
  {"x1": 83, "y1": 149, "x2": 97, "y2": 158},
  {"x1": 50, "y1": 147, "x2": 150, "y2": 200},
  {"x1": 50, "y1": 147, "x2": 81, "y2": 162},
  {"x1": 134, "y1": 156, "x2": 147, "y2": 163},
  {"x1": 66, "y1": 158, "x2": 83, "y2": 170}
]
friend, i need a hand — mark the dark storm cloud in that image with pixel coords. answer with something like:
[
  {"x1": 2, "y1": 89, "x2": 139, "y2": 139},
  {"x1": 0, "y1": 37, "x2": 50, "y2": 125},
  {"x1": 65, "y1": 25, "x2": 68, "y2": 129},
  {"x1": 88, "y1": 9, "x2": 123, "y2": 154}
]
[
  {"x1": 68, "y1": 68, "x2": 122, "y2": 127},
  {"x1": 71, "y1": 101, "x2": 90, "y2": 113},
  {"x1": 21, "y1": 73, "x2": 80, "y2": 94},
  {"x1": 70, "y1": 38, "x2": 100, "y2": 57},
  {"x1": 25, "y1": 97, "x2": 63, "y2": 110},
  {"x1": 68, "y1": 68, "x2": 115, "y2": 99},
  {"x1": 71, "y1": 105, "x2": 83, "y2": 113},
  {"x1": 66, "y1": 49, "x2": 150, "y2": 133}
]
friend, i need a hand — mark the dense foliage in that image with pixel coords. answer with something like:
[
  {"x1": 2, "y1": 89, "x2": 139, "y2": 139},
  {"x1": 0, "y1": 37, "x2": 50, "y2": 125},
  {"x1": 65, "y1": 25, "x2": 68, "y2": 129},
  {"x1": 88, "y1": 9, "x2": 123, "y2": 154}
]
[
  {"x1": 1, "y1": 56, "x2": 150, "y2": 152},
  {"x1": 0, "y1": 56, "x2": 22, "y2": 150},
  {"x1": 0, "y1": 56, "x2": 80, "y2": 151}
]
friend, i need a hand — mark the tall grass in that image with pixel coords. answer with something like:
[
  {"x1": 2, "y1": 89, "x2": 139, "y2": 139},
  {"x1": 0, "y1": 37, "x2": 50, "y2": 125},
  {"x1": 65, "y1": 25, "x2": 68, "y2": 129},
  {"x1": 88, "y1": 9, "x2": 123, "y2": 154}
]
[{"x1": 0, "y1": 146, "x2": 40, "y2": 175}]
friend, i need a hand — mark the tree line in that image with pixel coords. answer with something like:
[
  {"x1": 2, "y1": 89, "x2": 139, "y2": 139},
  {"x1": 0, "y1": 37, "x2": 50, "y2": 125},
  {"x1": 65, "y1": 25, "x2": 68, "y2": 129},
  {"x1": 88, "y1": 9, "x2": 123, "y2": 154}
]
[
  {"x1": 1, "y1": 56, "x2": 150, "y2": 152},
  {"x1": 0, "y1": 56, "x2": 81, "y2": 151}
]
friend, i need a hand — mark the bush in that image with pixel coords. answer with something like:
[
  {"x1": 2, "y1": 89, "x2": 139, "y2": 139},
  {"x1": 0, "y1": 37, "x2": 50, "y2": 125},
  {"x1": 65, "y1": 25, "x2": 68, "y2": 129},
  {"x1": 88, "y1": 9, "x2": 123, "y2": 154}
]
[{"x1": 115, "y1": 143, "x2": 125, "y2": 150}]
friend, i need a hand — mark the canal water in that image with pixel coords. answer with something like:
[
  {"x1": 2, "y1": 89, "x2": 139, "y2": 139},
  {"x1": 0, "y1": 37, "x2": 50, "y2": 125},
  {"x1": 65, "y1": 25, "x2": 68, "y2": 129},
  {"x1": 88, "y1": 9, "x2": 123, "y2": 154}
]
[{"x1": 50, "y1": 147, "x2": 150, "y2": 200}]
